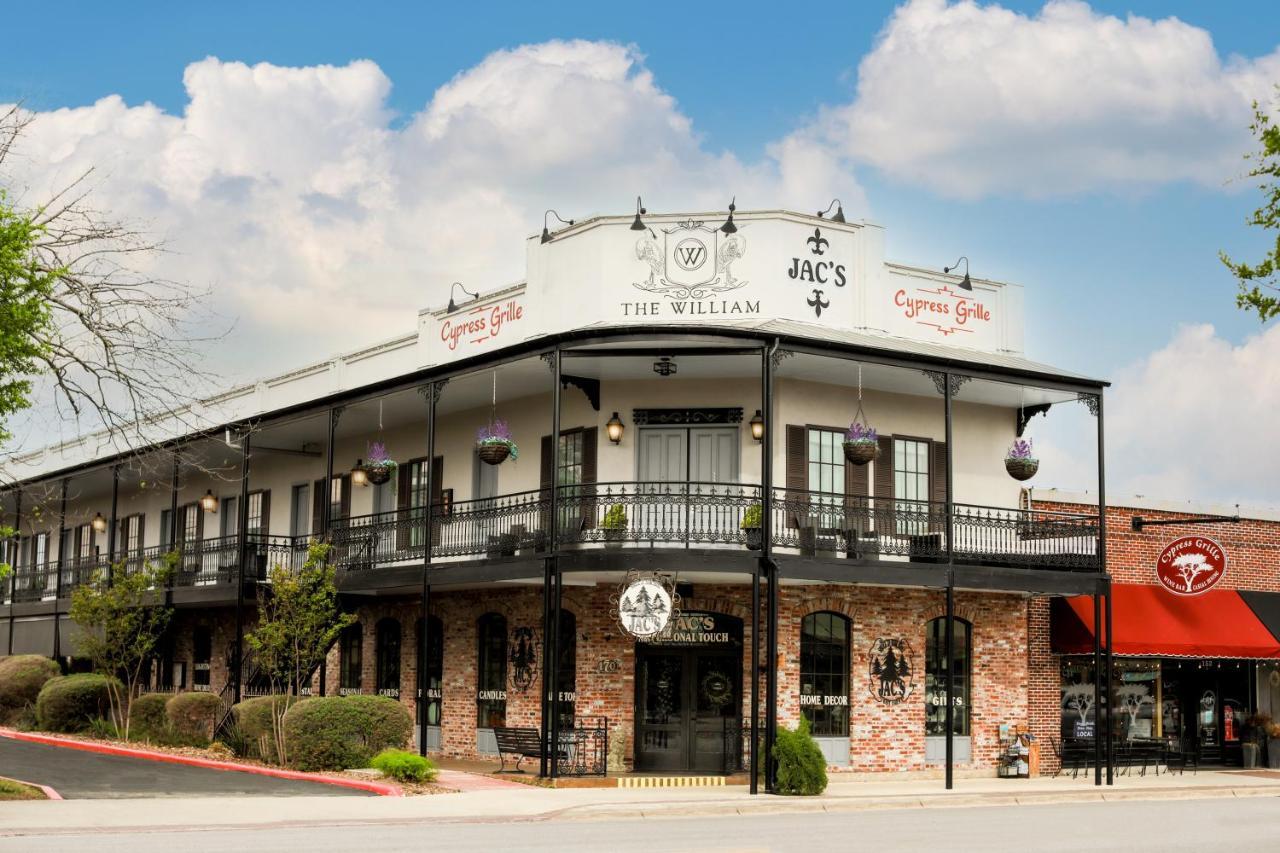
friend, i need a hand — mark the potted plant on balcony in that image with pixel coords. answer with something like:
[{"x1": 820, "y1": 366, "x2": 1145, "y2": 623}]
[
  {"x1": 476, "y1": 419, "x2": 518, "y2": 466},
  {"x1": 1005, "y1": 438, "x2": 1039, "y2": 481},
  {"x1": 842, "y1": 422, "x2": 878, "y2": 465},
  {"x1": 741, "y1": 504, "x2": 763, "y2": 551},
  {"x1": 601, "y1": 504, "x2": 628, "y2": 544},
  {"x1": 361, "y1": 441, "x2": 397, "y2": 485}
]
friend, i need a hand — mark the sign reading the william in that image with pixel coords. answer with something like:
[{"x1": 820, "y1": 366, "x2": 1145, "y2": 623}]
[
  {"x1": 868, "y1": 638, "x2": 915, "y2": 705},
  {"x1": 626, "y1": 221, "x2": 756, "y2": 318}
]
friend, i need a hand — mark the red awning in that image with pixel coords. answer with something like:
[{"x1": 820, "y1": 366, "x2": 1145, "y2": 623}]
[{"x1": 1052, "y1": 584, "x2": 1280, "y2": 659}]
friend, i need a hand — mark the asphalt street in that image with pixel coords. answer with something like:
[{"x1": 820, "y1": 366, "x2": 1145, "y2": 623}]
[
  {"x1": 0, "y1": 737, "x2": 368, "y2": 798},
  {"x1": 5, "y1": 796, "x2": 1280, "y2": 852}
]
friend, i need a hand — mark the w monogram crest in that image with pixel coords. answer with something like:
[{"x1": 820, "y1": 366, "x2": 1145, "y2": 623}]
[{"x1": 634, "y1": 220, "x2": 747, "y2": 300}]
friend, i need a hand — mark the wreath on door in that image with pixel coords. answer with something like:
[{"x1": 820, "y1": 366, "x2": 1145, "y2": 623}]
[{"x1": 700, "y1": 670, "x2": 734, "y2": 709}]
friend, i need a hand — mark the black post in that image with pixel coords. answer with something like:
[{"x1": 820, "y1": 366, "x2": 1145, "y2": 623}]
[
  {"x1": 322, "y1": 407, "x2": 340, "y2": 538},
  {"x1": 53, "y1": 478, "x2": 68, "y2": 660},
  {"x1": 107, "y1": 466, "x2": 119, "y2": 565},
  {"x1": 751, "y1": 342, "x2": 772, "y2": 796},
  {"x1": 550, "y1": 561, "x2": 562, "y2": 779},
  {"x1": 419, "y1": 382, "x2": 437, "y2": 758},
  {"x1": 8, "y1": 490, "x2": 21, "y2": 655},
  {"x1": 943, "y1": 371, "x2": 955, "y2": 790},
  {"x1": 762, "y1": 341, "x2": 777, "y2": 793},
  {"x1": 233, "y1": 429, "x2": 251, "y2": 704},
  {"x1": 1104, "y1": 578, "x2": 1114, "y2": 785},
  {"x1": 1093, "y1": 581, "x2": 1102, "y2": 786},
  {"x1": 750, "y1": 557, "x2": 761, "y2": 795},
  {"x1": 169, "y1": 452, "x2": 180, "y2": 548},
  {"x1": 540, "y1": 350, "x2": 562, "y2": 777}
]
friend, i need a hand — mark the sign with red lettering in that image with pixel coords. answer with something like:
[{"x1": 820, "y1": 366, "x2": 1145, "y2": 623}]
[
  {"x1": 439, "y1": 299, "x2": 524, "y2": 352},
  {"x1": 893, "y1": 284, "x2": 992, "y2": 337},
  {"x1": 1155, "y1": 536, "x2": 1227, "y2": 596}
]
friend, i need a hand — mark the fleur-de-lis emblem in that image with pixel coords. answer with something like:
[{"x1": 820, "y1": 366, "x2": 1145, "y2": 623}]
[
  {"x1": 806, "y1": 227, "x2": 829, "y2": 256},
  {"x1": 807, "y1": 289, "x2": 829, "y2": 318}
]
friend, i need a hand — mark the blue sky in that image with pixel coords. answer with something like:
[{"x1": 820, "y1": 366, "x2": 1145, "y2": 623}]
[{"x1": 3, "y1": 1, "x2": 1279, "y2": 503}]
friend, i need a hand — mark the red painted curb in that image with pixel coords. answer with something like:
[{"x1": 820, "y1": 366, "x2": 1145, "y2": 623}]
[
  {"x1": 0, "y1": 729, "x2": 402, "y2": 797},
  {"x1": 0, "y1": 773, "x2": 62, "y2": 800}
]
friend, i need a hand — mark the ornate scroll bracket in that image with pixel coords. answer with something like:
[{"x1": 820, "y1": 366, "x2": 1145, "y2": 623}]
[
  {"x1": 632, "y1": 407, "x2": 744, "y2": 426},
  {"x1": 922, "y1": 370, "x2": 970, "y2": 397},
  {"x1": 770, "y1": 348, "x2": 794, "y2": 370},
  {"x1": 561, "y1": 375, "x2": 601, "y2": 411},
  {"x1": 1016, "y1": 403, "x2": 1053, "y2": 437},
  {"x1": 1076, "y1": 393, "x2": 1100, "y2": 417}
]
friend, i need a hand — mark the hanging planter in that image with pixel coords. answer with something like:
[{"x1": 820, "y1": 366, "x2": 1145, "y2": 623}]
[
  {"x1": 362, "y1": 441, "x2": 397, "y2": 485},
  {"x1": 740, "y1": 503, "x2": 763, "y2": 551},
  {"x1": 601, "y1": 504, "x2": 628, "y2": 544},
  {"x1": 477, "y1": 420, "x2": 518, "y2": 466},
  {"x1": 1005, "y1": 438, "x2": 1039, "y2": 481},
  {"x1": 843, "y1": 366, "x2": 879, "y2": 466}
]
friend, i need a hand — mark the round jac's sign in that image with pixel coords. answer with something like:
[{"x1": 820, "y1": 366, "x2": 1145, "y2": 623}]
[{"x1": 1155, "y1": 536, "x2": 1228, "y2": 596}]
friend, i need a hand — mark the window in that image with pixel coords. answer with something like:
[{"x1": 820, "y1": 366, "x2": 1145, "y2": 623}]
[
  {"x1": 800, "y1": 612, "x2": 851, "y2": 737},
  {"x1": 180, "y1": 503, "x2": 201, "y2": 546},
  {"x1": 339, "y1": 623, "x2": 363, "y2": 694},
  {"x1": 375, "y1": 618, "x2": 402, "y2": 697},
  {"x1": 925, "y1": 617, "x2": 971, "y2": 737},
  {"x1": 894, "y1": 438, "x2": 930, "y2": 533},
  {"x1": 119, "y1": 514, "x2": 143, "y2": 555},
  {"x1": 246, "y1": 491, "x2": 266, "y2": 535},
  {"x1": 406, "y1": 458, "x2": 430, "y2": 548},
  {"x1": 807, "y1": 429, "x2": 844, "y2": 496},
  {"x1": 193, "y1": 626, "x2": 212, "y2": 691},
  {"x1": 291, "y1": 483, "x2": 310, "y2": 538},
  {"x1": 75, "y1": 523, "x2": 95, "y2": 563},
  {"x1": 558, "y1": 431, "x2": 584, "y2": 488},
  {"x1": 476, "y1": 613, "x2": 507, "y2": 728},
  {"x1": 418, "y1": 616, "x2": 444, "y2": 727},
  {"x1": 556, "y1": 610, "x2": 577, "y2": 729}
]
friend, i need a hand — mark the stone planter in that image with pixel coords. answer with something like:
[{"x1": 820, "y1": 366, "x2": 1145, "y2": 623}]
[
  {"x1": 602, "y1": 527, "x2": 627, "y2": 545},
  {"x1": 1243, "y1": 742, "x2": 1261, "y2": 769},
  {"x1": 743, "y1": 527, "x2": 763, "y2": 551},
  {"x1": 1269, "y1": 738, "x2": 1280, "y2": 769}
]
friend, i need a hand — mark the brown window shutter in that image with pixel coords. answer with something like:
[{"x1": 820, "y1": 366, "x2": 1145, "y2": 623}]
[
  {"x1": 195, "y1": 504, "x2": 204, "y2": 542},
  {"x1": 540, "y1": 435, "x2": 554, "y2": 540},
  {"x1": 339, "y1": 474, "x2": 352, "y2": 520},
  {"x1": 259, "y1": 491, "x2": 270, "y2": 537},
  {"x1": 930, "y1": 441, "x2": 949, "y2": 535},
  {"x1": 137, "y1": 515, "x2": 146, "y2": 554},
  {"x1": 844, "y1": 455, "x2": 869, "y2": 496},
  {"x1": 430, "y1": 456, "x2": 444, "y2": 545},
  {"x1": 844, "y1": 448, "x2": 870, "y2": 533},
  {"x1": 785, "y1": 425, "x2": 806, "y2": 530},
  {"x1": 396, "y1": 464, "x2": 411, "y2": 551},
  {"x1": 312, "y1": 479, "x2": 325, "y2": 537},
  {"x1": 580, "y1": 427, "x2": 598, "y2": 529},
  {"x1": 874, "y1": 436, "x2": 895, "y2": 536}
]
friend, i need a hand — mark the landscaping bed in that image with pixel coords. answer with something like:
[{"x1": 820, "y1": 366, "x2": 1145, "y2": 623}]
[{"x1": 0, "y1": 777, "x2": 46, "y2": 800}]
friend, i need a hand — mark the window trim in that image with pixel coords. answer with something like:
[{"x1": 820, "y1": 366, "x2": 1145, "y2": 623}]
[
  {"x1": 925, "y1": 616, "x2": 972, "y2": 738},
  {"x1": 799, "y1": 611, "x2": 852, "y2": 737}
]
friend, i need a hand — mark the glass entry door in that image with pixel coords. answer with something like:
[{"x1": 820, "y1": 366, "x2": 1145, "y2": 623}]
[{"x1": 635, "y1": 647, "x2": 740, "y2": 772}]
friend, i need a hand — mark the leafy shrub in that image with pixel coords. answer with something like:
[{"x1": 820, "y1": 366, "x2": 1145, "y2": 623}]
[
  {"x1": 35, "y1": 673, "x2": 119, "y2": 733},
  {"x1": 601, "y1": 504, "x2": 627, "y2": 529},
  {"x1": 129, "y1": 692, "x2": 172, "y2": 742},
  {"x1": 232, "y1": 695, "x2": 300, "y2": 762},
  {"x1": 282, "y1": 695, "x2": 412, "y2": 772},
  {"x1": 166, "y1": 692, "x2": 222, "y2": 746},
  {"x1": 87, "y1": 716, "x2": 121, "y2": 740},
  {"x1": 740, "y1": 504, "x2": 763, "y2": 529},
  {"x1": 0, "y1": 655, "x2": 61, "y2": 724},
  {"x1": 371, "y1": 748, "x2": 437, "y2": 783},
  {"x1": 773, "y1": 717, "x2": 828, "y2": 796},
  {"x1": 205, "y1": 741, "x2": 234, "y2": 760},
  {"x1": 219, "y1": 723, "x2": 252, "y2": 758}
]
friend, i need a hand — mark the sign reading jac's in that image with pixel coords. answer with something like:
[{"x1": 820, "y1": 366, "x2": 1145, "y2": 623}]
[{"x1": 1155, "y1": 536, "x2": 1228, "y2": 596}]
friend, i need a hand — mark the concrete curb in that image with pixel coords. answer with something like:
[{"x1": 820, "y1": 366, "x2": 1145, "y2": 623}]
[
  {"x1": 0, "y1": 728, "x2": 403, "y2": 797},
  {"x1": 0, "y1": 773, "x2": 62, "y2": 801}
]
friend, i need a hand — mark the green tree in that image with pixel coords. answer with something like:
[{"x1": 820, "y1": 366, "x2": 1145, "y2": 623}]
[
  {"x1": 0, "y1": 190, "x2": 56, "y2": 445},
  {"x1": 1222, "y1": 99, "x2": 1280, "y2": 322},
  {"x1": 68, "y1": 554, "x2": 176, "y2": 738},
  {"x1": 245, "y1": 543, "x2": 355, "y2": 766}
]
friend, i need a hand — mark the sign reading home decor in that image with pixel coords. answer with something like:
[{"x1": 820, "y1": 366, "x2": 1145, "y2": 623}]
[
  {"x1": 1155, "y1": 535, "x2": 1228, "y2": 596},
  {"x1": 868, "y1": 638, "x2": 915, "y2": 704},
  {"x1": 614, "y1": 572, "x2": 680, "y2": 639}
]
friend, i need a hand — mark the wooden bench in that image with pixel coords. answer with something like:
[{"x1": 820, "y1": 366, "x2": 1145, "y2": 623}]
[{"x1": 494, "y1": 726, "x2": 544, "y2": 773}]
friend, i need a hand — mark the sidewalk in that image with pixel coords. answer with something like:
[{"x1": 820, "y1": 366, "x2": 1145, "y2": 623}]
[{"x1": 2, "y1": 768, "x2": 1278, "y2": 836}]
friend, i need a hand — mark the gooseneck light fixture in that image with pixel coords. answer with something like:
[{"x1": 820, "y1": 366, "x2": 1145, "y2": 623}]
[
  {"x1": 200, "y1": 489, "x2": 218, "y2": 513},
  {"x1": 653, "y1": 357, "x2": 677, "y2": 377},
  {"x1": 91, "y1": 512, "x2": 108, "y2": 534},
  {"x1": 541, "y1": 209, "x2": 575, "y2": 244},
  {"x1": 606, "y1": 412, "x2": 625, "y2": 445},
  {"x1": 749, "y1": 409, "x2": 765, "y2": 442},
  {"x1": 817, "y1": 199, "x2": 846, "y2": 223},
  {"x1": 943, "y1": 257, "x2": 974, "y2": 292},
  {"x1": 720, "y1": 197, "x2": 738, "y2": 234},
  {"x1": 351, "y1": 461, "x2": 369, "y2": 488},
  {"x1": 446, "y1": 281, "x2": 479, "y2": 314},
  {"x1": 630, "y1": 196, "x2": 648, "y2": 231}
]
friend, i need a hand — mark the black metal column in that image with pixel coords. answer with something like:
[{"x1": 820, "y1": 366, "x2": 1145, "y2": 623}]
[
  {"x1": 550, "y1": 561, "x2": 562, "y2": 779},
  {"x1": 1104, "y1": 578, "x2": 1114, "y2": 785},
  {"x1": 53, "y1": 478, "x2": 68, "y2": 660},
  {"x1": 762, "y1": 341, "x2": 778, "y2": 793},
  {"x1": 8, "y1": 490, "x2": 21, "y2": 656},
  {"x1": 1093, "y1": 581, "x2": 1102, "y2": 786},
  {"x1": 169, "y1": 453, "x2": 180, "y2": 548},
  {"x1": 107, "y1": 466, "x2": 119, "y2": 564},
  {"x1": 751, "y1": 341, "x2": 772, "y2": 796},
  {"x1": 1095, "y1": 390, "x2": 1112, "y2": 787},
  {"x1": 750, "y1": 557, "x2": 761, "y2": 795},
  {"x1": 944, "y1": 583, "x2": 955, "y2": 790},
  {"x1": 419, "y1": 382, "x2": 437, "y2": 758},
  {"x1": 233, "y1": 429, "x2": 251, "y2": 704},
  {"x1": 541, "y1": 349, "x2": 562, "y2": 778},
  {"x1": 943, "y1": 371, "x2": 955, "y2": 791},
  {"x1": 322, "y1": 407, "x2": 340, "y2": 539}
]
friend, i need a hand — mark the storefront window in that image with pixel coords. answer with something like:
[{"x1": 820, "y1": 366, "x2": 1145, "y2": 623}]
[
  {"x1": 925, "y1": 617, "x2": 970, "y2": 737},
  {"x1": 557, "y1": 610, "x2": 577, "y2": 728},
  {"x1": 419, "y1": 615, "x2": 444, "y2": 726},
  {"x1": 375, "y1": 618, "x2": 401, "y2": 697},
  {"x1": 193, "y1": 626, "x2": 212, "y2": 691},
  {"x1": 800, "y1": 612, "x2": 850, "y2": 737},
  {"x1": 339, "y1": 623, "x2": 362, "y2": 694},
  {"x1": 477, "y1": 613, "x2": 507, "y2": 728}
]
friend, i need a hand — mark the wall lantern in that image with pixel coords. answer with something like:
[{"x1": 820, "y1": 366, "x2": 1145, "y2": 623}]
[
  {"x1": 943, "y1": 256, "x2": 974, "y2": 291},
  {"x1": 91, "y1": 512, "x2": 108, "y2": 534},
  {"x1": 200, "y1": 489, "x2": 218, "y2": 513},
  {"x1": 351, "y1": 460, "x2": 369, "y2": 488},
  {"x1": 606, "y1": 412, "x2": 625, "y2": 445},
  {"x1": 653, "y1": 357, "x2": 677, "y2": 377},
  {"x1": 446, "y1": 281, "x2": 479, "y2": 313},
  {"x1": 817, "y1": 198, "x2": 846, "y2": 223},
  {"x1": 749, "y1": 409, "x2": 765, "y2": 442},
  {"x1": 720, "y1": 197, "x2": 738, "y2": 234},
  {"x1": 541, "y1": 209, "x2": 574, "y2": 244},
  {"x1": 630, "y1": 196, "x2": 647, "y2": 231}
]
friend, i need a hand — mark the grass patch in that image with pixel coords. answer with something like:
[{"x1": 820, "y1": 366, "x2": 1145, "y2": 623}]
[{"x1": 0, "y1": 778, "x2": 45, "y2": 800}]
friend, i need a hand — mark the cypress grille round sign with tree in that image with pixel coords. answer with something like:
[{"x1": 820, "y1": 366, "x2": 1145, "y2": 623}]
[{"x1": 1156, "y1": 536, "x2": 1228, "y2": 596}]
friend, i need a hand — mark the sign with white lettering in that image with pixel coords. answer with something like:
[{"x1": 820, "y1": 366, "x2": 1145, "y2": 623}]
[
  {"x1": 1156, "y1": 535, "x2": 1227, "y2": 596},
  {"x1": 618, "y1": 579, "x2": 674, "y2": 638}
]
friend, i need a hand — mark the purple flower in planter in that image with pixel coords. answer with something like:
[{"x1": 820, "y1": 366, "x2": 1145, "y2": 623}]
[
  {"x1": 477, "y1": 419, "x2": 514, "y2": 442},
  {"x1": 1007, "y1": 438, "x2": 1037, "y2": 460},
  {"x1": 366, "y1": 441, "x2": 394, "y2": 466},
  {"x1": 844, "y1": 421, "x2": 878, "y2": 444}
]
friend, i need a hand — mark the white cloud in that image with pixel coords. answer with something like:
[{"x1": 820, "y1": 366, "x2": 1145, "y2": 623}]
[
  {"x1": 812, "y1": 0, "x2": 1280, "y2": 198},
  {"x1": 2, "y1": 42, "x2": 866, "y2": 385},
  {"x1": 1039, "y1": 323, "x2": 1280, "y2": 507}
]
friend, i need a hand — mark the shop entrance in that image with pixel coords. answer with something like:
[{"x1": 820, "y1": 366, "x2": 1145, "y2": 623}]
[{"x1": 634, "y1": 612, "x2": 743, "y2": 773}]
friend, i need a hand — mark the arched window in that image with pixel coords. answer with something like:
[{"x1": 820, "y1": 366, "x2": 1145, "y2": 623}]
[
  {"x1": 375, "y1": 618, "x2": 401, "y2": 697},
  {"x1": 339, "y1": 623, "x2": 363, "y2": 694},
  {"x1": 476, "y1": 613, "x2": 507, "y2": 728},
  {"x1": 925, "y1": 617, "x2": 972, "y2": 737},
  {"x1": 417, "y1": 615, "x2": 444, "y2": 727},
  {"x1": 800, "y1": 612, "x2": 851, "y2": 737},
  {"x1": 556, "y1": 610, "x2": 577, "y2": 728}
]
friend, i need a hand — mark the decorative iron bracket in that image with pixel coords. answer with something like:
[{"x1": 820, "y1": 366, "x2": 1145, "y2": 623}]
[
  {"x1": 1076, "y1": 393, "x2": 1100, "y2": 417},
  {"x1": 770, "y1": 348, "x2": 794, "y2": 370},
  {"x1": 1016, "y1": 403, "x2": 1053, "y2": 437},
  {"x1": 922, "y1": 370, "x2": 970, "y2": 397},
  {"x1": 632, "y1": 407, "x2": 744, "y2": 426},
  {"x1": 560, "y1": 374, "x2": 600, "y2": 411}
]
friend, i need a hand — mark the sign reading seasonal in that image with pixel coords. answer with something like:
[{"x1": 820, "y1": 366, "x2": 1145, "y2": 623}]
[{"x1": 1155, "y1": 535, "x2": 1228, "y2": 596}]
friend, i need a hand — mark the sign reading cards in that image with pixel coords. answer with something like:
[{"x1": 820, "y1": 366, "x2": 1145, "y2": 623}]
[{"x1": 1155, "y1": 536, "x2": 1228, "y2": 596}]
